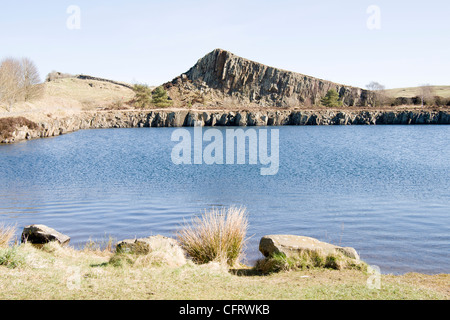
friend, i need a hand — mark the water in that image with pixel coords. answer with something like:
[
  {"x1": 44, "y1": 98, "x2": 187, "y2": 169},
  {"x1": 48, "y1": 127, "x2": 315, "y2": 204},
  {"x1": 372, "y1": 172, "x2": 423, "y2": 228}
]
[{"x1": 0, "y1": 125, "x2": 449, "y2": 274}]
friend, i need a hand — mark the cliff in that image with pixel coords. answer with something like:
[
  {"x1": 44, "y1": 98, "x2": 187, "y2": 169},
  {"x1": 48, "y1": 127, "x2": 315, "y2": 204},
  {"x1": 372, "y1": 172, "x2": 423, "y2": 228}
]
[
  {"x1": 2, "y1": 109, "x2": 450, "y2": 144},
  {"x1": 164, "y1": 49, "x2": 372, "y2": 108}
]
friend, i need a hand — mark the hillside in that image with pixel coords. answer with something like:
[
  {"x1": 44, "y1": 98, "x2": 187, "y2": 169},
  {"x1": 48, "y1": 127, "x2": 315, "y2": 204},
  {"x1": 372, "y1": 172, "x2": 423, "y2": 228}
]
[
  {"x1": 0, "y1": 76, "x2": 135, "y2": 123},
  {"x1": 386, "y1": 86, "x2": 450, "y2": 99}
]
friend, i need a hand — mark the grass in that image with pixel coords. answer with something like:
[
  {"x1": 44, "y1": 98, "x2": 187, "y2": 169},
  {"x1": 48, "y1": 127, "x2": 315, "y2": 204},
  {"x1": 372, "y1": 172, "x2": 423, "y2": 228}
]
[
  {"x1": 0, "y1": 223, "x2": 17, "y2": 247},
  {"x1": 255, "y1": 250, "x2": 367, "y2": 274},
  {"x1": 176, "y1": 207, "x2": 248, "y2": 267},
  {"x1": 385, "y1": 85, "x2": 450, "y2": 99},
  {"x1": 0, "y1": 242, "x2": 447, "y2": 300},
  {"x1": 45, "y1": 78, "x2": 135, "y2": 110},
  {"x1": 0, "y1": 246, "x2": 25, "y2": 269}
]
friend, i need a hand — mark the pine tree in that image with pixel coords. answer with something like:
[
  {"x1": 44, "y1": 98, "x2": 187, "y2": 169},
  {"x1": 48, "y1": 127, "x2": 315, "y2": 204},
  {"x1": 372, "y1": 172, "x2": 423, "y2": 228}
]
[
  {"x1": 321, "y1": 90, "x2": 342, "y2": 107},
  {"x1": 151, "y1": 86, "x2": 173, "y2": 108}
]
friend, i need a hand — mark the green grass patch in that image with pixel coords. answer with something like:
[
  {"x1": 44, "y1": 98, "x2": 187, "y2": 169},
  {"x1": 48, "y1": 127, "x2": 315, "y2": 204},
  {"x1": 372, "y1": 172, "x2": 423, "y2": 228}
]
[{"x1": 255, "y1": 250, "x2": 367, "y2": 274}]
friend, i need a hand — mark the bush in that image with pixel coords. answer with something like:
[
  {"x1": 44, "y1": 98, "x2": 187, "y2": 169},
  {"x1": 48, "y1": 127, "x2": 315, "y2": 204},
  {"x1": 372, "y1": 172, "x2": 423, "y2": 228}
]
[
  {"x1": 151, "y1": 86, "x2": 173, "y2": 108},
  {"x1": 177, "y1": 207, "x2": 248, "y2": 267},
  {"x1": 321, "y1": 90, "x2": 342, "y2": 107},
  {"x1": 0, "y1": 117, "x2": 38, "y2": 141}
]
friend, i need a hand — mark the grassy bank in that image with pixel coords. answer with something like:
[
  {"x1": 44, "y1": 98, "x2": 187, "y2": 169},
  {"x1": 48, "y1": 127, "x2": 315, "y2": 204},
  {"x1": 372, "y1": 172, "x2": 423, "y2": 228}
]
[{"x1": 0, "y1": 242, "x2": 448, "y2": 300}]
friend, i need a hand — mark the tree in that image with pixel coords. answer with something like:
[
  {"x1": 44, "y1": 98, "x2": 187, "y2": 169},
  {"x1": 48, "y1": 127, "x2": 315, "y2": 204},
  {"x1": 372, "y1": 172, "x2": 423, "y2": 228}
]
[
  {"x1": 419, "y1": 84, "x2": 434, "y2": 107},
  {"x1": 152, "y1": 86, "x2": 173, "y2": 108},
  {"x1": 21, "y1": 57, "x2": 43, "y2": 101},
  {"x1": 132, "y1": 84, "x2": 152, "y2": 108},
  {"x1": 321, "y1": 89, "x2": 342, "y2": 108},
  {"x1": 0, "y1": 58, "x2": 23, "y2": 111},
  {"x1": 0, "y1": 57, "x2": 43, "y2": 111},
  {"x1": 366, "y1": 81, "x2": 387, "y2": 107}
]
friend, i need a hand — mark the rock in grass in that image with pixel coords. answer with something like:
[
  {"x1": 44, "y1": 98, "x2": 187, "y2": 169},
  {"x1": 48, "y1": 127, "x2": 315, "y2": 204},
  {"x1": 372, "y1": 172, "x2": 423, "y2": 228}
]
[
  {"x1": 21, "y1": 224, "x2": 70, "y2": 246},
  {"x1": 114, "y1": 235, "x2": 187, "y2": 267},
  {"x1": 259, "y1": 235, "x2": 359, "y2": 260},
  {"x1": 116, "y1": 235, "x2": 181, "y2": 255}
]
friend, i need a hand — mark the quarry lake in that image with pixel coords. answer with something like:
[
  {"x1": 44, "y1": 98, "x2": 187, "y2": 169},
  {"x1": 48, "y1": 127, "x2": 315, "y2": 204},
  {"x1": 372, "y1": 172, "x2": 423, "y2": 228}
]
[{"x1": 0, "y1": 125, "x2": 449, "y2": 275}]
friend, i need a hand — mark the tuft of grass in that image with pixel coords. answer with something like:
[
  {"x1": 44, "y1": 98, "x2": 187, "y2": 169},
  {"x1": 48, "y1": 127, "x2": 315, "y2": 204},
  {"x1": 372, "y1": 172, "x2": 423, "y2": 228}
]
[
  {"x1": 0, "y1": 224, "x2": 16, "y2": 247},
  {"x1": 177, "y1": 206, "x2": 248, "y2": 267},
  {"x1": 0, "y1": 246, "x2": 25, "y2": 269},
  {"x1": 255, "y1": 250, "x2": 367, "y2": 274},
  {"x1": 81, "y1": 235, "x2": 116, "y2": 254}
]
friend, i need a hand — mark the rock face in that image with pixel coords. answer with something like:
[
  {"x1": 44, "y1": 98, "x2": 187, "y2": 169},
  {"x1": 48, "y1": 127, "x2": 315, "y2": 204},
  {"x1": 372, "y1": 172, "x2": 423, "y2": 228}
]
[
  {"x1": 259, "y1": 235, "x2": 360, "y2": 260},
  {"x1": 165, "y1": 49, "x2": 372, "y2": 107},
  {"x1": 2, "y1": 109, "x2": 450, "y2": 144},
  {"x1": 21, "y1": 224, "x2": 70, "y2": 246}
]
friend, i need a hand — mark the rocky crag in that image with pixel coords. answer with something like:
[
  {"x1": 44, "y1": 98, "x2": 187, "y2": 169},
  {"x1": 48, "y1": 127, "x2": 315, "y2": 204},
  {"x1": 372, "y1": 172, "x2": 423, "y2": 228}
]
[
  {"x1": 165, "y1": 49, "x2": 373, "y2": 108},
  {"x1": 2, "y1": 109, "x2": 450, "y2": 144}
]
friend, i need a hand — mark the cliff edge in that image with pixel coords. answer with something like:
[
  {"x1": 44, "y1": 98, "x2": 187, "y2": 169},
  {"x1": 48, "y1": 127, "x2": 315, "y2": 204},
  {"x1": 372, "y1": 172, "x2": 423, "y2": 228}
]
[{"x1": 165, "y1": 49, "x2": 372, "y2": 108}]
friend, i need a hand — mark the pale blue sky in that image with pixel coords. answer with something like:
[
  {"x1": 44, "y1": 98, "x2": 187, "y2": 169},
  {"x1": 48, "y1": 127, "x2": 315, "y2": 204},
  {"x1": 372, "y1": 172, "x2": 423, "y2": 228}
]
[{"x1": 1, "y1": 0, "x2": 449, "y2": 89}]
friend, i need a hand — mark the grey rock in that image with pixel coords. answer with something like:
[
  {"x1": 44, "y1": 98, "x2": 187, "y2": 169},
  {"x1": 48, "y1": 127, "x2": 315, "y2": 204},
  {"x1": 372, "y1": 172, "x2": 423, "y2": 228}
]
[
  {"x1": 21, "y1": 224, "x2": 70, "y2": 246},
  {"x1": 116, "y1": 235, "x2": 181, "y2": 255},
  {"x1": 259, "y1": 235, "x2": 360, "y2": 260}
]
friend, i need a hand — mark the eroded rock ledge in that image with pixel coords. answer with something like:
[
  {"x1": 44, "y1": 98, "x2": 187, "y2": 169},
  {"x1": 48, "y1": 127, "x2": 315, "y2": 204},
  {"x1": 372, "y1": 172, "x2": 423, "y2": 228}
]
[{"x1": 2, "y1": 109, "x2": 450, "y2": 144}]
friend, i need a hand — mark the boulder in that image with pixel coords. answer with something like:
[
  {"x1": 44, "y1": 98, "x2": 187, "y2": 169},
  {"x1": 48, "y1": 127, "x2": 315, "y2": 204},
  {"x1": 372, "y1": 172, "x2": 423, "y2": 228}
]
[
  {"x1": 259, "y1": 235, "x2": 359, "y2": 260},
  {"x1": 21, "y1": 224, "x2": 70, "y2": 246},
  {"x1": 116, "y1": 235, "x2": 182, "y2": 255}
]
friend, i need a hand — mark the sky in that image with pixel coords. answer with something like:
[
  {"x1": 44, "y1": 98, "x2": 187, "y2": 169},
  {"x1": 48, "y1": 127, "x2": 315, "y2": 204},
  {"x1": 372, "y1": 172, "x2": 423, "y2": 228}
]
[{"x1": 0, "y1": 0, "x2": 449, "y2": 89}]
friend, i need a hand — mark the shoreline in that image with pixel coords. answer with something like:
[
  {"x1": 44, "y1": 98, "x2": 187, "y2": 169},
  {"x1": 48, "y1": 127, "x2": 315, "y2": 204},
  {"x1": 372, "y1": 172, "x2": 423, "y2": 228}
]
[
  {"x1": 0, "y1": 240, "x2": 448, "y2": 300},
  {"x1": 2, "y1": 107, "x2": 450, "y2": 144}
]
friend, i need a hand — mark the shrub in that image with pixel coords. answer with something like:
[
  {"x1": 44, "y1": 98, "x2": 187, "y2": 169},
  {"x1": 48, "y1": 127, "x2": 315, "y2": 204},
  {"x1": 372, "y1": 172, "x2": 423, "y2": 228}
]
[
  {"x1": 321, "y1": 90, "x2": 342, "y2": 107},
  {"x1": 151, "y1": 86, "x2": 173, "y2": 108},
  {"x1": 177, "y1": 207, "x2": 248, "y2": 267},
  {"x1": 0, "y1": 116, "x2": 38, "y2": 141}
]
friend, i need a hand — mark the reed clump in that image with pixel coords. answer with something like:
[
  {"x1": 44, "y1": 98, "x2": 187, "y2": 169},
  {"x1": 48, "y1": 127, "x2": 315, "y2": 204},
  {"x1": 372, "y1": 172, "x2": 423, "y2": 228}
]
[
  {"x1": 0, "y1": 223, "x2": 16, "y2": 247},
  {"x1": 177, "y1": 206, "x2": 248, "y2": 267}
]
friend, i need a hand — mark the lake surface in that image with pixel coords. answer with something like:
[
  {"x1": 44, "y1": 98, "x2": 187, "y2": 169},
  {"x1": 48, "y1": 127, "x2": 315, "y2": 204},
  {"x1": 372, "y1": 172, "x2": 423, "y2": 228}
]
[{"x1": 0, "y1": 125, "x2": 449, "y2": 274}]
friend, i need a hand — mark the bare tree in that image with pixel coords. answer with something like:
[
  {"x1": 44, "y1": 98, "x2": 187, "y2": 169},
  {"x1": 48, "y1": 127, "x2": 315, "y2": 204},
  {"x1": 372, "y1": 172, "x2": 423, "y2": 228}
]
[
  {"x1": 21, "y1": 57, "x2": 43, "y2": 101},
  {"x1": 0, "y1": 58, "x2": 23, "y2": 111},
  {"x1": 366, "y1": 81, "x2": 387, "y2": 107},
  {"x1": 419, "y1": 84, "x2": 434, "y2": 107},
  {"x1": 0, "y1": 57, "x2": 43, "y2": 111}
]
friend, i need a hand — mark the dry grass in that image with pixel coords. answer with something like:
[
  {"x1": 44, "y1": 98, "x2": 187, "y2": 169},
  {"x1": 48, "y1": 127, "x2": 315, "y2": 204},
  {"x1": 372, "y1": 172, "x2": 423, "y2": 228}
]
[
  {"x1": 0, "y1": 242, "x2": 447, "y2": 300},
  {"x1": 45, "y1": 78, "x2": 135, "y2": 110},
  {"x1": 0, "y1": 224, "x2": 17, "y2": 247},
  {"x1": 177, "y1": 207, "x2": 248, "y2": 267},
  {"x1": 385, "y1": 86, "x2": 450, "y2": 98},
  {"x1": 0, "y1": 77, "x2": 136, "y2": 123}
]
